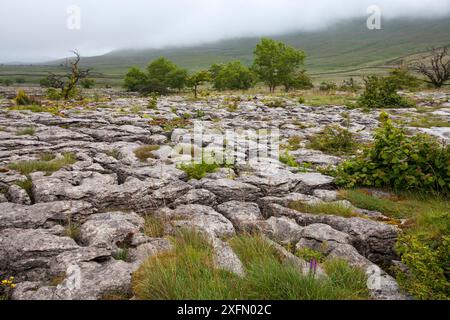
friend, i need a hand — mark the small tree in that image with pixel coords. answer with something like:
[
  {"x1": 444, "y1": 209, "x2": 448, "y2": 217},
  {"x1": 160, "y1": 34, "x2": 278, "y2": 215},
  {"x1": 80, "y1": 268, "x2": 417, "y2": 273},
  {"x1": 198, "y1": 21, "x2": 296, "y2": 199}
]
[
  {"x1": 167, "y1": 68, "x2": 188, "y2": 92},
  {"x1": 283, "y1": 70, "x2": 313, "y2": 92},
  {"x1": 44, "y1": 50, "x2": 91, "y2": 99},
  {"x1": 211, "y1": 61, "x2": 255, "y2": 91},
  {"x1": 252, "y1": 38, "x2": 305, "y2": 93},
  {"x1": 3, "y1": 79, "x2": 12, "y2": 87},
  {"x1": 410, "y1": 46, "x2": 450, "y2": 88},
  {"x1": 123, "y1": 67, "x2": 148, "y2": 92},
  {"x1": 188, "y1": 70, "x2": 211, "y2": 98},
  {"x1": 123, "y1": 57, "x2": 187, "y2": 95}
]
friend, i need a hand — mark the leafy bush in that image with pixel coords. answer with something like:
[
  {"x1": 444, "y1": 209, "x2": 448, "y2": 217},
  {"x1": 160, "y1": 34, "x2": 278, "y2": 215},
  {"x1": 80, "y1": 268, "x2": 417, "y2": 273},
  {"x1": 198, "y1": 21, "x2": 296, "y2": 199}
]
[
  {"x1": 308, "y1": 124, "x2": 356, "y2": 155},
  {"x1": 46, "y1": 88, "x2": 63, "y2": 100},
  {"x1": 357, "y1": 75, "x2": 414, "y2": 108},
  {"x1": 334, "y1": 113, "x2": 450, "y2": 195}
]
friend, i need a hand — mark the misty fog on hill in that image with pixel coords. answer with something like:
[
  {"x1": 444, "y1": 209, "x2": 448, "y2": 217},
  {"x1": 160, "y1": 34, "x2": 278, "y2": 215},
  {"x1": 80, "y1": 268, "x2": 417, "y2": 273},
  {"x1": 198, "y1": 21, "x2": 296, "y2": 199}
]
[{"x1": 0, "y1": 0, "x2": 449, "y2": 62}]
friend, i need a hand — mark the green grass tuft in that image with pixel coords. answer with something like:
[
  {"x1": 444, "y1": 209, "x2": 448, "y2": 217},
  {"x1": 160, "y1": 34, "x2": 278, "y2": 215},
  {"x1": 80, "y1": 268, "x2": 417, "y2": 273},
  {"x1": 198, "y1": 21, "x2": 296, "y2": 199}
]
[
  {"x1": 289, "y1": 201, "x2": 358, "y2": 218},
  {"x1": 132, "y1": 230, "x2": 369, "y2": 300},
  {"x1": 9, "y1": 152, "x2": 77, "y2": 175}
]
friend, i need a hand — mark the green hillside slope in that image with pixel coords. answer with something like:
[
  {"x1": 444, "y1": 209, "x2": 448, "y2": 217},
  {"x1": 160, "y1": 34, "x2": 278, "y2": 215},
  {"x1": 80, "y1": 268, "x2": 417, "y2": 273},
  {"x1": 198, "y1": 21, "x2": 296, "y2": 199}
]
[{"x1": 2, "y1": 17, "x2": 450, "y2": 85}]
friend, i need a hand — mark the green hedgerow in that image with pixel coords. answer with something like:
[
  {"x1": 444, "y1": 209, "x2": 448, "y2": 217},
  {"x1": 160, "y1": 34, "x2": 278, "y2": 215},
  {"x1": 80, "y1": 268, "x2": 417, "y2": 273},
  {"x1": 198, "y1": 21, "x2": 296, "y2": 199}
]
[{"x1": 333, "y1": 113, "x2": 450, "y2": 195}]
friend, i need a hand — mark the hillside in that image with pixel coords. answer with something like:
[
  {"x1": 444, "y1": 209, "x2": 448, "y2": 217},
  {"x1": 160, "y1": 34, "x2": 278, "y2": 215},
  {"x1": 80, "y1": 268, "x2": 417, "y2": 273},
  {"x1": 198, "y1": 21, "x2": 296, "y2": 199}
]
[{"x1": 2, "y1": 17, "x2": 450, "y2": 85}]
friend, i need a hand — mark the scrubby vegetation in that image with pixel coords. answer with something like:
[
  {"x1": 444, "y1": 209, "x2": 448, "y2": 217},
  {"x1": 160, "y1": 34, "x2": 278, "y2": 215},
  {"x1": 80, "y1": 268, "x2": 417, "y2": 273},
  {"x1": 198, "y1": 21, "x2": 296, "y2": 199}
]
[
  {"x1": 124, "y1": 57, "x2": 188, "y2": 95},
  {"x1": 132, "y1": 230, "x2": 369, "y2": 300},
  {"x1": 334, "y1": 113, "x2": 450, "y2": 195},
  {"x1": 357, "y1": 75, "x2": 414, "y2": 109},
  {"x1": 336, "y1": 188, "x2": 449, "y2": 299}
]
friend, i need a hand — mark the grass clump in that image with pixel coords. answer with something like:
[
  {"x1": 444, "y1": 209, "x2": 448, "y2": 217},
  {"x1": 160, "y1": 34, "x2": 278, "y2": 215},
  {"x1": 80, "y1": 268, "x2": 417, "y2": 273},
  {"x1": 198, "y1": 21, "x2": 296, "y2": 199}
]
[
  {"x1": 134, "y1": 145, "x2": 160, "y2": 162},
  {"x1": 308, "y1": 125, "x2": 357, "y2": 155},
  {"x1": 9, "y1": 152, "x2": 77, "y2": 175},
  {"x1": 333, "y1": 113, "x2": 450, "y2": 196},
  {"x1": 106, "y1": 149, "x2": 122, "y2": 160},
  {"x1": 289, "y1": 201, "x2": 358, "y2": 218},
  {"x1": 339, "y1": 189, "x2": 448, "y2": 220},
  {"x1": 148, "y1": 117, "x2": 191, "y2": 132},
  {"x1": 132, "y1": 230, "x2": 370, "y2": 300},
  {"x1": 14, "y1": 90, "x2": 36, "y2": 105},
  {"x1": 143, "y1": 215, "x2": 167, "y2": 238},
  {"x1": 284, "y1": 136, "x2": 302, "y2": 151},
  {"x1": 8, "y1": 104, "x2": 60, "y2": 115},
  {"x1": 133, "y1": 229, "x2": 237, "y2": 300},
  {"x1": 16, "y1": 178, "x2": 33, "y2": 199},
  {"x1": 406, "y1": 115, "x2": 450, "y2": 128},
  {"x1": 15, "y1": 127, "x2": 36, "y2": 136}
]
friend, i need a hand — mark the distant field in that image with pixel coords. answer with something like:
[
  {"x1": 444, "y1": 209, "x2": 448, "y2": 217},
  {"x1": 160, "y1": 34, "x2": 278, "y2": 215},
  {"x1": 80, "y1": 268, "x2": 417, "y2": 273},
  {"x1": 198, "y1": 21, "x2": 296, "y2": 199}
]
[{"x1": 1, "y1": 17, "x2": 450, "y2": 87}]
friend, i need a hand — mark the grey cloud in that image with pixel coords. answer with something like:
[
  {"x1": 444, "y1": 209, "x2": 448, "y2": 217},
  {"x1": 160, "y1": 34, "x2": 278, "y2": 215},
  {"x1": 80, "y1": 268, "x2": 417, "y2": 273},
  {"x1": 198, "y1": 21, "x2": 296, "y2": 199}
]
[{"x1": 0, "y1": 0, "x2": 449, "y2": 62}]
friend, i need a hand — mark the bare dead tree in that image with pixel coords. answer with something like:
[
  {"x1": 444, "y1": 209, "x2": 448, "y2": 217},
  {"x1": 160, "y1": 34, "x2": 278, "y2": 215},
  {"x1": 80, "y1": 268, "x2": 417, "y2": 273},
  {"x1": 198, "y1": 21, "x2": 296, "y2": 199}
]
[
  {"x1": 45, "y1": 50, "x2": 92, "y2": 99},
  {"x1": 410, "y1": 46, "x2": 450, "y2": 88}
]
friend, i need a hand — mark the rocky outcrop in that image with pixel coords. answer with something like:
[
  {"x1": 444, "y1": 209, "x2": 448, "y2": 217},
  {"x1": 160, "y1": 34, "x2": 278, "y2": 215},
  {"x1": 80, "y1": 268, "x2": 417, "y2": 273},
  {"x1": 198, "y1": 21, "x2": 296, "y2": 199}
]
[{"x1": 0, "y1": 91, "x2": 420, "y2": 300}]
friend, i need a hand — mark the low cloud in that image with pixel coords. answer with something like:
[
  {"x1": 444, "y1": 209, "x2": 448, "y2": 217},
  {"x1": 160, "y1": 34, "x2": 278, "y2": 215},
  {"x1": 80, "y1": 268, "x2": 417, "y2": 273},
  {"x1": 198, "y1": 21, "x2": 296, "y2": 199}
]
[{"x1": 0, "y1": 0, "x2": 449, "y2": 62}]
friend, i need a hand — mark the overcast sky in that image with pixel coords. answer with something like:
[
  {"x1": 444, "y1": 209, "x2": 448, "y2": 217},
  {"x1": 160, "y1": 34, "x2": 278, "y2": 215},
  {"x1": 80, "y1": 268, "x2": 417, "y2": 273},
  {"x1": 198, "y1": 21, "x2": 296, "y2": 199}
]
[{"x1": 0, "y1": 0, "x2": 449, "y2": 62}]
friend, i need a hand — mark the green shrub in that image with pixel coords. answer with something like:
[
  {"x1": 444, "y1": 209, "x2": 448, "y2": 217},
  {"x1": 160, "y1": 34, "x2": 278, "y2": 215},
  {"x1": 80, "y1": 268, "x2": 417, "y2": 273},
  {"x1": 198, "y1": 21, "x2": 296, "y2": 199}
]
[
  {"x1": 308, "y1": 125, "x2": 356, "y2": 155},
  {"x1": 357, "y1": 75, "x2": 414, "y2": 109},
  {"x1": 386, "y1": 67, "x2": 420, "y2": 90},
  {"x1": 46, "y1": 88, "x2": 63, "y2": 100},
  {"x1": 396, "y1": 210, "x2": 449, "y2": 300},
  {"x1": 334, "y1": 113, "x2": 450, "y2": 195}
]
